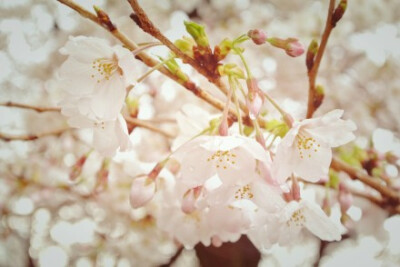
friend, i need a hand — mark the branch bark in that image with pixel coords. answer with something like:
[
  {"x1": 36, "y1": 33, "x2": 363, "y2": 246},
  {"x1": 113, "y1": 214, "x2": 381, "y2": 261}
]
[{"x1": 306, "y1": 0, "x2": 336, "y2": 118}]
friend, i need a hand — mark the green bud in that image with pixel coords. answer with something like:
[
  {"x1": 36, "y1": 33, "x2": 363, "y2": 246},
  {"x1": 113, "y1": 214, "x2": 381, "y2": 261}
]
[
  {"x1": 314, "y1": 85, "x2": 325, "y2": 109},
  {"x1": 328, "y1": 169, "x2": 340, "y2": 189},
  {"x1": 332, "y1": 0, "x2": 347, "y2": 27},
  {"x1": 184, "y1": 21, "x2": 209, "y2": 47},
  {"x1": 306, "y1": 39, "x2": 319, "y2": 71},
  {"x1": 243, "y1": 126, "x2": 254, "y2": 136},
  {"x1": 217, "y1": 63, "x2": 245, "y2": 79},
  {"x1": 174, "y1": 37, "x2": 195, "y2": 57}
]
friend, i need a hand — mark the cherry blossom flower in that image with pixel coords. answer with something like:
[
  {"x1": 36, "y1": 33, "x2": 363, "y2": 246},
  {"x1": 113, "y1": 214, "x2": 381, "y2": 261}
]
[
  {"x1": 248, "y1": 199, "x2": 342, "y2": 251},
  {"x1": 272, "y1": 110, "x2": 356, "y2": 183},
  {"x1": 172, "y1": 135, "x2": 271, "y2": 189}
]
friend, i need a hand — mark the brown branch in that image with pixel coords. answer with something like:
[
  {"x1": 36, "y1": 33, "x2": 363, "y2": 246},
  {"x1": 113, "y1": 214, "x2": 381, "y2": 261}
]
[
  {"x1": 0, "y1": 102, "x2": 61, "y2": 113},
  {"x1": 306, "y1": 0, "x2": 336, "y2": 118},
  {"x1": 57, "y1": 0, "x2": 242, "y2": 121},
  {"x1": 128, "y1": 0, "x2": 251, "y2": 117},
  {"x1": 124, "y1": 116, "x2": 175, "y2": 138},
  {"x1": 331, "y1": 157, "x2": 400, "y2": 203},
  {"x1": 0, "y1": 129, "x2": 68, "y2": 142}
]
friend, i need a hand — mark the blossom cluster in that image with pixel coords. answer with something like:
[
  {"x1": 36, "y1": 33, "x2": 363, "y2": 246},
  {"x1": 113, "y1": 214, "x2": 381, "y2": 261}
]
[{"x1": 56, "y1": 30, "x2": 357, "y2": 250}]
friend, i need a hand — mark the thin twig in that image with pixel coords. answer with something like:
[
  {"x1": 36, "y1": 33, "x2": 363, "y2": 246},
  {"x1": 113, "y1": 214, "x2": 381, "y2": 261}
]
[
  {"x1": 57, "y1": 0, "x2": 240, "y2": 119},
  {"x1": 331, "y1": 157, "x2": 400, "y2": 203},
  {"x1": 306, "y1": 0, "x2": 336, "y2": 118},
  {"x1": 124, "y1": 116, "x2": 175, "y2": 138},
  {"x1": 128, "y1": 0, "x2": 251, "y2": 116},
  {"x1": 0, "y1": 102, "x2": 61, "y2": 113},
  {"x1": 0, "y1": 129, "x2": 68, "y2": 142}
]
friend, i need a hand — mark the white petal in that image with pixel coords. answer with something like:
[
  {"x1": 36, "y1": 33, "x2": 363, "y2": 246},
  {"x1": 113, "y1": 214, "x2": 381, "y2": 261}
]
[
  {"x1": 60, "y1": 36, "x2": 113, "y2": 63},
  {"x1": 129, "y1": 176, "x2": 156, "y2": 208},
  {"x1": 92, "y1": 121, "x2": 120, "y2": 157},
  {"x1": 302, "y1": 200, "x2": 342, "y2": 241},
  {"x1": 89, "y1": 76, "x2": 126, "y2": 120}
]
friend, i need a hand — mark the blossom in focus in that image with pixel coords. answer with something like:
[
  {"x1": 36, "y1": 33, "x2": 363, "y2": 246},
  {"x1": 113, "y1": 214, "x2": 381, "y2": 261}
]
[
  {"x1": 285, "y1": 39, "x2": 305, "y2": 57},
  {"x1": 57, "y1": 36, "x2": 137, "y2": 156},
  {"x1": 172, "y1": 135, "x2": 271, "y2": 188},
  {"x1": 249, "y1": 199, "x2": 341, "y2": 251},
  {"x1": 272, "y1": 109, "x2": 357, "y2": 183}
]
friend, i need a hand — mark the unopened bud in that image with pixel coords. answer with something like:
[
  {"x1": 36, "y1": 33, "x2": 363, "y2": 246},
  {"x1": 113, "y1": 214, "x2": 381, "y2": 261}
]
[
  {"x1": 246, "y1": 78, "x2": 264, "y2": 120},
  {"x1": 211, "y1": 236, "x2": 223, "y2": 247},
  {"x1": 94, "y1": 159, "x2": 110, "y2": 193},
  {"x1": 93, "y1": 6, "x2": 116, "y2": 31},
  {"x1": 174, "y1": 37, "x2": 195, "y2": 58},
  {"x1": 306, "y1": 39, "x2": 319, "y2": 71},
  {"x1": 248, "y1": 29, "x2": 267, "y2": 45},
  {"x1": 217, "y1": 63, "x2": 245, "y2": 79},
  {"x1": 182, "y1": 186, "x2": 202, "y2": 214},
  {"x1": 69, "y1": 154, "x2": 87, "y2": 181},
  {"x1": 332, "y1": 0, "x2": 347, "y2": 28},
  {"x1": 218, "y1": 117, "x2": 229, "y2": 136},
  {"x1": 268, "y1": 37, "x2": 304, "y2": 57},
  {"x1": 285, "y1": 39, "x2": 305, "y2": 57},
  {"x1": 129, "y1": 176, "x2": 156, "y2": 208},
  {"x1": 314, "y1": 85, "x2": 325, "y2": 110},
  {"x1": 184, "y1": 21, "x2": 209, "y2": 48}
]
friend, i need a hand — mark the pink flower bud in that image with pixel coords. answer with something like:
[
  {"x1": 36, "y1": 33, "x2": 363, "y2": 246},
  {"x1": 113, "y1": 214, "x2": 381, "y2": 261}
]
[
  {"x1": 246, "y1": 93, "x2": 263, "y2": 120},
  {"x1": 219, "y1": 118, "x2": 229, "y2": 136},
  {"x1": 248, "y1": 29, "x2": 267, "y2": 45},
  {"x1": 285, "y1": 39, "x2": 305, "y2": 57},
  {"x1": 246, "y1": 78, "x2": 264, "y2": 120},
  {"x1": 129, "y1": 176, "x2": 156, "y2": 208},
  {"x1": 211, "y1": 236, "x2": 223, "y2": 247},
  {"x1": 69, "y1": 154, "x2": 87, "y2": 181},
  {"x1": 182, "y1": 186, "x2": 202, "y2": 214},
  {"x1": 291, "y1": 176, "x2": 301, "y2": 201},
  {"x1": 338, "y1": 183, "x2": 353, "y2": 213}
]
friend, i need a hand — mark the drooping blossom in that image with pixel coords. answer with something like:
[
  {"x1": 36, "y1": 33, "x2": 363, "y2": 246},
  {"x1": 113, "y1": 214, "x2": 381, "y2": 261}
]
[
  {"x1": 172, "y1": 135, "x2": 271, "y2": 189},
  {"x1": 248, "y1": 199, "x2": 342, "y2": 251},
  {"x1": 57, "y1": 36, "x2": 137, "y2": 156},
  {"x1": 272, "y1": 109, "x2": 356, "y2": 183}
]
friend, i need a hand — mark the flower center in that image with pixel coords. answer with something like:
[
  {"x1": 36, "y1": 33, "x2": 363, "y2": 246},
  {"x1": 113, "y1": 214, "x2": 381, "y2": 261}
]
[
  {"x1": 296, "y1": 133, "x2": 320, "y2": 159},
  {"x1": 287, "y1": 208, "x2": 306, "y2": 227},
  {"x1": 91, "y1": 55, "x2": 120, "y2": 83},
  {"x1": 234, "y1": 184, "x2": 254, "y2": 200},
  {"x1": 207, "y1": 150, "x2": 236, "y2": 170}
]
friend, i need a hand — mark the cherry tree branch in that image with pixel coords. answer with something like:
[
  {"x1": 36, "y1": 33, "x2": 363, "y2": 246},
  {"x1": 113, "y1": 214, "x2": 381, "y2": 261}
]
[
  {"x1": 306, "y1": 0, "x2": 336, "y2": 118},
  {"x1": 127, "y1": 0, "x2": 250, "y2": 115},
  {"x1": 124, "y1": 115, "x2": 175, "y2": 138},
  {"x1": 0, "y1": 102, "x2": 61, "y2": 112},
  {"x1": 331, "y1": 157, "x2": 400, "y2": 203},
  {"x1": 57, "y1": 0, "x2": 241, "y2": 122}
]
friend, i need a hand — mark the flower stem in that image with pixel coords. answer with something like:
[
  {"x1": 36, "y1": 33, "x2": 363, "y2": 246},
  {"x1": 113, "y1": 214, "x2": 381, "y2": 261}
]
[
  {"x1": 230, "y1": 77, "x2": 244, "y2": 135},
  {"x1": 136, "y1": 58, "x2": 174, "y2": 84}
]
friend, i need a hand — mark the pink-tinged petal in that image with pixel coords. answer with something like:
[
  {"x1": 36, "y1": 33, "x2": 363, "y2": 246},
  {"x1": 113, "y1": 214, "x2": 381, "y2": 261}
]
[
  {"x1": 90, "y1": 76, "x2": 126, "y2": 120},
  {"x1": 129, "y1": 176, "x2": 156, "y2": 208},
  {"x1": 241, "y1": 136, "x2": 270, "y2": 163},
  {"x1": 301, "y1": 200, "x2": 342, "y2": 241},
  {"x1": 60, "y1": 36, "x2": 113, "y2": 63}
]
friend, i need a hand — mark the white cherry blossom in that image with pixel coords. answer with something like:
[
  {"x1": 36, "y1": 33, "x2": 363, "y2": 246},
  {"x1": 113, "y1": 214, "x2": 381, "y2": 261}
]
[
  {"x1": 272, "y1": 109, "x2": 357, "y2": 183},
  {"x1": 172, "y1": 135, "x2": 271, "y2": 189}
]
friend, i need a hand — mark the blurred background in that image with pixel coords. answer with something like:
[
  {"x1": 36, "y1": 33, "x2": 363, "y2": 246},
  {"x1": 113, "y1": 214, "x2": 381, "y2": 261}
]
[{"x1": 0, "y1": 0, "x2": 399, "y2": 266}]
